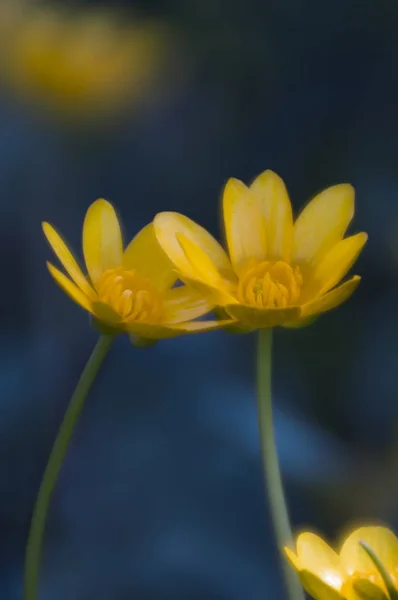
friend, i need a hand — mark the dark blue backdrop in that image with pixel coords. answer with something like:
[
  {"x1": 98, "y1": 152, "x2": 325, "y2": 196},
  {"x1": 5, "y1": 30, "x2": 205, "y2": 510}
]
[{"x1": 0, "y1": 1, "x2": 396, "y2": 598}]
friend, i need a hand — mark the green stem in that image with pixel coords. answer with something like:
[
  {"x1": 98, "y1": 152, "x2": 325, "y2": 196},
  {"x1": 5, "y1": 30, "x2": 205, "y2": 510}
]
[
  {"x1": 256, "y1": 329, "x2": 305, "y2": 600},
  {"x1": 23, "y1": 335, "x2": 114, "y2": 600}
]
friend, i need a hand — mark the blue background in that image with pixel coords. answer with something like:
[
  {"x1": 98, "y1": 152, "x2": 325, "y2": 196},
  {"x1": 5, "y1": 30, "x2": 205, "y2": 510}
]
[{"x1": 1, "y1": 1, "x2": 396, "y2": 598}]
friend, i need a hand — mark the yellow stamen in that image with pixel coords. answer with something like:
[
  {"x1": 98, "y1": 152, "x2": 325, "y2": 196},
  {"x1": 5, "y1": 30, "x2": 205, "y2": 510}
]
[
  {"x1": 96, "y1": 267, "x2": 163, "y2": 321},
  {"x1": 237, "y1": 260, "x2": 303, "y2": 308}
]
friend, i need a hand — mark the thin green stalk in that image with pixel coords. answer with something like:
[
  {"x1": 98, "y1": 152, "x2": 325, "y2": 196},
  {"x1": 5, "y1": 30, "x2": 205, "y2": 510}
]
[
  {"x1": 23, "y1": 334, "x2": 114, "y2": 600},
  {"x1": 256, "y1": 328, "x2": 305, "y2": 600}
]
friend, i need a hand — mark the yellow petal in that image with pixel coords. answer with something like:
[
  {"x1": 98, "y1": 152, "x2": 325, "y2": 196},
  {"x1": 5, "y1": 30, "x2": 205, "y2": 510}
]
[
  {"x1": 284, "y1": 546, "x2": 301, "y2": 572},
  {"x1": 292, "y1": 184, "x2": 354, "y2": 266},
  {"x1": 154, "y1": 211, "x2": 234, "y2": 282},
  {"x1": 283, "y1": 316, "x2": 318, "y2": 329},
  {"x1": 296, "y1": 533, "x2": 344, "y2": 590},
  {"x1": 83, "y1": 199, "x2": 123, "y2": 286},
  {"x1": 340, "y1": 526, "x2": 398, "y2": 575},
  {"x1": 177, "y1": 233, "x2": 223, "y2": 285},
  {"x1": 178, "y1": 273, "x2": 237, "y2": 306},
  {"x1": 300, "y1": 276, "x2": 360, "y2": 319},
  {"x1": 169, "y1": 318, "x2": 235, "y2": 333},
  {"x1": 123, "y1": 223, "x2": 176, "y2": 292},
  {"x1": 42, "y1": 222, "x2": 95, "y2": 298},
  {"x1": 250, "y1": 170, "x2": 293, "y2": 261},
  {"x1": 299, "y1": 571, "x2": 344, "y2": 600},
  {"x1": 303, "y1": 233, "x2": 367, "y2": 300},
  {"x1": 46, "y1": 262, "x2": 94, "y2": 314},
  {"x1": 163, "y1": 285, "x2": 213, "y2": 323},
  {"x1": 92, "y1": 301, "x2": 123, "y2": 326},
  {"x1": 343, "y1": 578, "x2": 388, "y2": 600},
  {"x1": 224, "y1": 303, "x2": 300, "y2": 328},
  {"x1": 222, "y1": 178, "x2": 267, "y2": 274},
  {"x1": 126, "y1": 318, "x2": 234, "y2": 340}
]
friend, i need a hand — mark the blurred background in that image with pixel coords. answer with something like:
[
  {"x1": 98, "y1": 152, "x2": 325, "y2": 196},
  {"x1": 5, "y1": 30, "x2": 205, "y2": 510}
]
[{"x1": 0, "y1": 0, "x2": 396, "y2": 598}]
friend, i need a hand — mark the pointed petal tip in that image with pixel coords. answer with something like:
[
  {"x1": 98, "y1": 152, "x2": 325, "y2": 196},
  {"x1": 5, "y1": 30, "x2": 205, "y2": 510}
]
[
  {"x1": 284, "y1": 546, "x2": 301, "y2": 571},
  {"x1": 153, "y1": 211, "x2": 168, "y2": 223},
  {"x1": 45, "y1": 262, "x2": 94, "y2": 313},
  {"x1": 42, "y1": 221, "x2": 56, "y2": 239},
  {"x1": 251, "y1": 168, "x2": 283, "y2": 185},
  {"x1": 300, "y1": 275, "x2": 361, "y2": 320},
  {"x1": 153, "y1": 211, "x2": 193, "y2": 234},
  {"x1": 224, "y1": 177, "x2": 247, "y2": 192},
  {"x1": 154, "y1": 210, "x2": 183, "y2": 223},
  {"x1": 84, "y1": 198, "x2": 117, "y2": 221},
  {"x1": 324, "y1": 182, "x2": 355, "y2": 199},
  {"x1": 42, "y1": 223, "x2": 51, "y2": 243},
  {"x1": 43, "y1": 223, "x2": 96, "y2": 298},
  {"x1": 293, "y1": 182, "x2": 356, "y2": 265},
  {"x1": 91, "y1": 197, "x2": 112, "y2": 207}
]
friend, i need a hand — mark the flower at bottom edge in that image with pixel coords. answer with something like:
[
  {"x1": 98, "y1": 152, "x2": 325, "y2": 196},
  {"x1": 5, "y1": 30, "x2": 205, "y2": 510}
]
[{"x1": 285, "y1": 526, "x2": 398, "y2": 600}]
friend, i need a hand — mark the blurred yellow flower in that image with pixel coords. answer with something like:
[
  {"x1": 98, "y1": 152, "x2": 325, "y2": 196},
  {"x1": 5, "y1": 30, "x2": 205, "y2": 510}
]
[
  {"x1": 0, "y1": 3, "x2": 172, "y2": 119},
  {"x1": 43, "y1": 199, "x2": 227, "y2": 341},
  {"x1": 285, "y1": 526, "x2": 398, "y2": 600},
  {"x1": 154, "y1": 170, "x2": 367, "y2": 329}
]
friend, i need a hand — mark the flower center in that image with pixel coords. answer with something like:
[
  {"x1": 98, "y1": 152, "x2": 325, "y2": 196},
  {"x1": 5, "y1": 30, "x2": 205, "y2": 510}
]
[
  {"x1": 96, "y1": 268, "x2": 163, "y2": 322},
  {"x1": 237, "y1": 260, "x2": 303, "y2": 308}
]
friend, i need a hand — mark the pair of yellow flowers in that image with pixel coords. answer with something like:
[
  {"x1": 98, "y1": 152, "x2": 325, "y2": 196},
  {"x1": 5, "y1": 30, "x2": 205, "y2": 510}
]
[
  {"x1": 43, "y1": 169, "x2": 367, "y2": 342},
  {"x1": 44, "y1": 169, "x2": 398, "y2": 600}
]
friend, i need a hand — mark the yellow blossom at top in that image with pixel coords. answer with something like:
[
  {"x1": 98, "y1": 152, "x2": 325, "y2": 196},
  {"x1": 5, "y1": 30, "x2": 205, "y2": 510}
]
[
  {"x1": 154, "y1": 170, "x2": 367, "y2": 329},
  {"x1": 43, "y1": 199, "x2": 228, "y2": 342},
  {"x1": 285, "y1": 525, "x2": 398, "y2": 600},
  {"x1": 0, "y1": 2, "x2": 172, "y2": 120}
]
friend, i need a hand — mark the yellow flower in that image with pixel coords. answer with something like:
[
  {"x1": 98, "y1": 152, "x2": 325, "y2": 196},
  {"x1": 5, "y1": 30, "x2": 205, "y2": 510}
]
[
  {"x1": 43, "y1": 199, "x2": 228, "y2": 341},
  {"x1": 153, "y1": 170, "x2": 367, "y2": 329},
  {"x1": 285, "y1": 526, "x2": 398, "y2": 600},
  {"x1": 0, "y1": 3, "x2": 171, "y2": 119}
]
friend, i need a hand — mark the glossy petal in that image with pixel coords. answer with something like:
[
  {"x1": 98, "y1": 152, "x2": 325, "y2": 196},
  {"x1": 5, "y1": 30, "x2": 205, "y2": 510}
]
[
  {"x1": 177, "y1": 233, "x2": 224, "y2": 286},
  {"x1": 296, "y1": 533, "x2": 344, "y2": 590},
  {"x1": 43, "y1": 222, "x2": 95, "y2": 298},
  {"x1": 303, "y1": 233, "x2": 367, "y2": 300},
  {"x1": 83, "y1": 199, "x2": 123, "y2": 286},
  {"x1": 123, "y1": 223, "x2": 176, "y2": 292},
  {"x1": 292, "y1": 184, "x2": 354, "y2": 266},
  {"x1": 299, "y1": 571, "x2": 344, "y2": 600},
  {"x1": 223, "y1": 177, "x2": 267, "y2": 274},
  {"x1": 163, "y1": 285, "x2": 213, "y2": 323},
  {"x1": 154, "y1": 211, "x2": 234, "y2": 282},
  {"x1": 340, "y1": 527, "x2": 398, "y2": 575},
  {"x1": 224, "y1": 303, "x2": 300, "y2": 328},
  {"x1": 342, "y1": 578, "x2": 388, "y2": 600},
  {"x1": 126, "y1": 318, "x2": 234, "y2": 340},
  {"x1": 300, "y1": 276, "x2": 360, "y2": 319},
  {"x1": 47, "y1": 262, "x2": 94, "y2": 313},
  {"x1": 250, "y1": 169, "x2": 293, "y2": 261}
]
